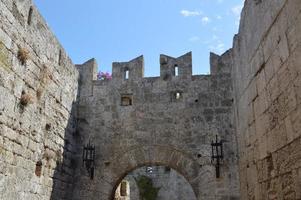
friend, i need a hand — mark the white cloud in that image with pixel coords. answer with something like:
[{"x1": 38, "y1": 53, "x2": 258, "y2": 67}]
[
  {"x1": 235, "y1": 19, "x2": 240, "y2": 26},
  {"x1": 212, "y1": 35, "x2": 219, "y2": 40},
  {"x1": 202, "y1": 34, "x2": 220, "y2": 45},
  {"x1": 212, "y1": 27, "x2": 219, "y2": 32},
  {"x1": 209, "y1": 40, "x2": 225, "y2": 54},
  {"x1": 231, "y1": 3, "x2": 244, "y2": 29},
  {"x1": 180, "y1": 10, "x2": 202, "y2": 17},
  {"x1": 189, "y1": 36, "x2": 200, "y2": 42},
  {"x1": 201, "y1": 16, "x2": 211, "y2": 25},
  {"x1": 231, "y1": 4, "x2": 243, "y2": 16},
  {"x1": 216, "y1": 15, "x2": 222, "y2": 20},
  {"x1": 209, "y1": 43, "x2": 225, "y2": 53}
]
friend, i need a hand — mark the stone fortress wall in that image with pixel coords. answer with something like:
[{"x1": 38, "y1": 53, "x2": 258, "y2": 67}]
[
  {"x1": 232, "y1": 0, "x2": 301, "y2": 199},
  {"x1": 72, "y1": 51, "x2": 240, "y2": 200},
  {"x1": 0, "y1": 0, "x2": 300, "y2": 199},
  {"x1": 0, "y1": 0, "x2": 79, "y2": 199}
]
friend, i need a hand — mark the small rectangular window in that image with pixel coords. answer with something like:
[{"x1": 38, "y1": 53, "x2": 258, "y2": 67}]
[
  {"x1": 121, "y1": 94, "x2": 133, "y2": 106},
  {"x1": 125, "y1": 69, "x2": 129, "y2": 80},
  {"x1": 174, "y1": 65, "x2": 179, "y2": 76},
  {"x1": 171, "y1": 91, "x2": 183, "y2": 102}
]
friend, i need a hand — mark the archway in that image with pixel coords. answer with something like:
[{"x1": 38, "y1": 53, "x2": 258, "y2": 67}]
[
  {"x1": 90, "y1": 145, "x2": 216, "y2": 200},
  {"x1": 113, "y1": 165, "x2": 198, "y2": 200}
]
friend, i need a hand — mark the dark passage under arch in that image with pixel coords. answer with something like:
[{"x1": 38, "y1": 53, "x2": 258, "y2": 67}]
[{"x1": 112, "y1": 165, "x2": 198, "y2": 200}]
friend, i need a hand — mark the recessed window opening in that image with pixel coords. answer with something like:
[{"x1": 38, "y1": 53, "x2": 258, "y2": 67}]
[
  {"x1": 174, "y1": 65, "x2": 179, "y2": 76},
  {"x1": 175, "y1": 92, "x2": 181, "y2": 100},
  {"x1": 121, "y1": 94, "x2": 133, "y2": 106},
  {"x1": 125, "y1": 69, "x2": 129, "y2": 80}
]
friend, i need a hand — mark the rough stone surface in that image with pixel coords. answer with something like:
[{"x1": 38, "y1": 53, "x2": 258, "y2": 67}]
[
  {"x1": 0, "y1": 0, "x2": 79, "y2": 200},
  {"x1": 1, "y1": 0, "x2": 301, "y2": 199},
  {"x1": 232, "y1": 0, "x2": 301, "y2": 199},
  {"x1": 72, "y1": 52, "x2": 240, "y2": 200}
]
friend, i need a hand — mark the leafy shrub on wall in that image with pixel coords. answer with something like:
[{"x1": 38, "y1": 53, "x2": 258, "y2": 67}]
[{"x1": 135, "y1": 175, "x2": 160, "y2": 200}]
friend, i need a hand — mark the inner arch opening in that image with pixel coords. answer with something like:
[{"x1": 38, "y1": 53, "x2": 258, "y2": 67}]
[{"x1": 113, "y1": 165, "x2": 197, "y2": 200}]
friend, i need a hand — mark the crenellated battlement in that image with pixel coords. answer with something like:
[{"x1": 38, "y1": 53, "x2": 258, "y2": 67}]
[
  {"x1": 76, "y1": 51, "x2": 232, "y2": 88},
  {"x1": 112, "y1": 55, "x2": 145, "y2": 80},
  {"x1": 111, "y1": 52, "x2": 193, "y2": 81},
  {"x1": 159, "y1": 52, "x2": 193, "y2": 80},
  {"x1": 75, "y1": 51, "x2": 233, "y2": 99}
]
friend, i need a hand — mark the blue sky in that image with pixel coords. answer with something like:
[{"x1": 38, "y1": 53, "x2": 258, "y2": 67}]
[{"x1": 34, "y1": 0, "x2": 244, "y2": 76}]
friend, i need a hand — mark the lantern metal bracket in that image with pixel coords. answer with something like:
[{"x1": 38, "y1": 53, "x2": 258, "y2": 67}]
[
  {"x1": 83, "y1": 140, "x2": 95, "y2": 180},
  {"x1": 211, "y1": 135, "x2": 224, "y2": 178}
]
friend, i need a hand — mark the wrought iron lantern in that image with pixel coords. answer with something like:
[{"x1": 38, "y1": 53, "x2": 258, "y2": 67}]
[
  {"x1": 83, "y1": 140, "x2": 95, "y2": 180},
  {"x1": 211, "y1": 135, "x2": 224, "y2": 178}
]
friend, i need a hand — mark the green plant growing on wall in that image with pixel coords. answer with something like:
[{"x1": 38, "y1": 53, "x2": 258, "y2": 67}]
[{"x1": 135, "y1": 175, "x2": 160, "y2": 200}]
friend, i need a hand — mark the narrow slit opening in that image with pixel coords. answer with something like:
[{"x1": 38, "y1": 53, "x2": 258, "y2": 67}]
[
  {"x1": 174, "y1": 65, "x2": 179, "y2": 76},
  {"x1": 58, "y1": 49, "x2": 62, "y2": 65},
  {"x1": 125, "y1": 69, "x2": 129, "y2": 80},
  {"x1": 27, "y1": 6, "x2": 33, "y2": 25}
]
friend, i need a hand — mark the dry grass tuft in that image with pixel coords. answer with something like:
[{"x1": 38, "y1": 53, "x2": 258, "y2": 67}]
[
  {"x1": 36, "y1": 65, "x2": 53, "y2": 101},
  {"x1": 43, "y1": 148, "x2": 55, "y2": 161},
  {"x1": 40, "y1": 65, "x2": 53, "y2": 84},
  {"x1": 17, "y1": 48, "x2": 30, "y2": 65},
  {"x1": 36, "y1": 87, "x2": 43, "y2": 100},
  {"x1": 20, "y1": 91, "x2": 34, "y2": 107},
  {"x1": 35, "y1": 160, "x2": 42, "y2": 177}
]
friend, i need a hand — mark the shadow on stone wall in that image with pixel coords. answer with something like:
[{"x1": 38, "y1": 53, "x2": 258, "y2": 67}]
[{"x1": 49, "y1": 102, "x2": 82, "y2": 200}]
